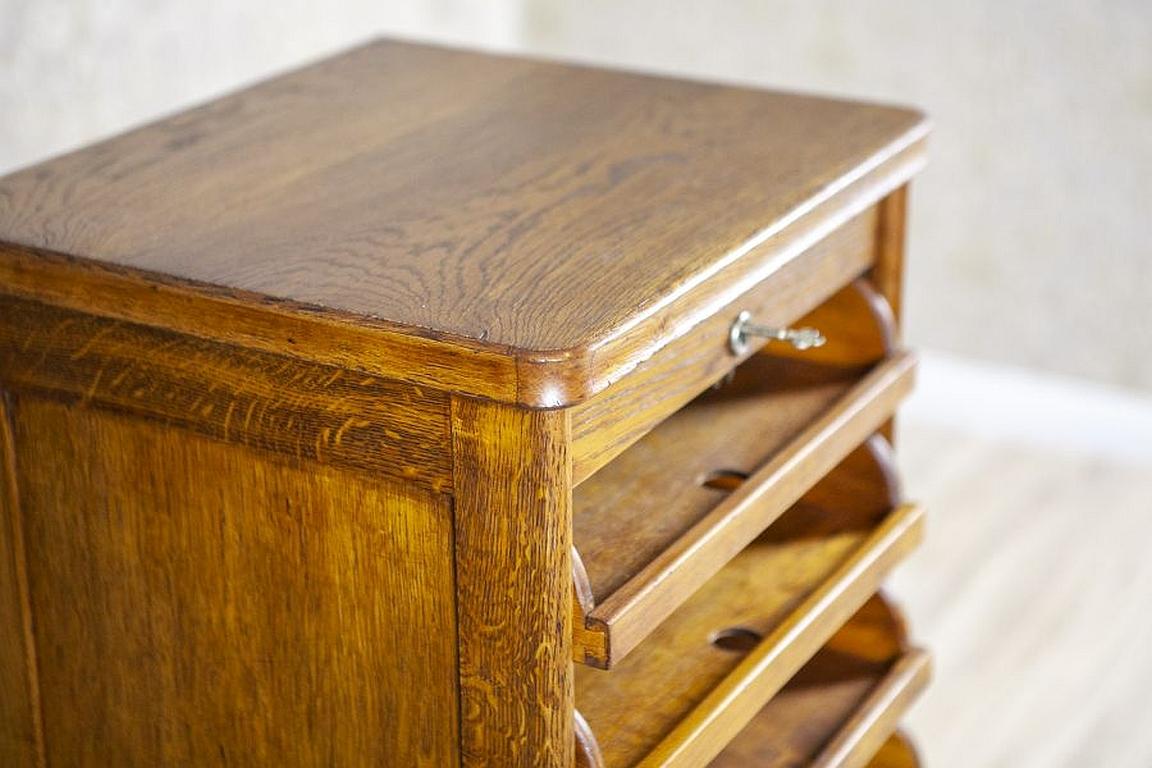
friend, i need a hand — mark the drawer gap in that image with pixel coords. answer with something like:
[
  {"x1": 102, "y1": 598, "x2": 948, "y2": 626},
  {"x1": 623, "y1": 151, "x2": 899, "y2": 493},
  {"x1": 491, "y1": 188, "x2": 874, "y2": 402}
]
[
  {"x1": 574, "y1": 440, "x2": 924, "y2": 767},
  {"x1": 709, "y1": 595, "x2": 930, "y2": 768},
  {"x1": 573, "y1": 352, "x2": 916, "y2": 667}
]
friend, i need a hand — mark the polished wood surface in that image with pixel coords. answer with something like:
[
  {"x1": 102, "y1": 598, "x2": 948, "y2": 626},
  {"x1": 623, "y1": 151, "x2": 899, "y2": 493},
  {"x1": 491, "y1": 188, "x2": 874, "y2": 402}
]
[
  {"x1": 6, "y1": 394, "x2": 458, "y2": 766},
  {"x1": 710, "y1": 595, "x2": 930, "y2": 768},
  {"x1": 451, "y1": 398, "x2": 574, "y2": 766},
  {"x1": 573, "y1": 353, "x2": 916, "y2": 667},
  {"x1": 569, "y1": 211, "x2": 880, "y2": 482},
  {"x1": 0, "y1": 295, "x2": 453, "y2": 490},
  {"x1": 0, "y1": 40, "x2": 926, "y2": 406},
  {"x1": 575, "y1": 439, "x2": 923, "y2": 767},
  {"x1": 0, "y1": 243, "x2": 519, "y2": 403}
]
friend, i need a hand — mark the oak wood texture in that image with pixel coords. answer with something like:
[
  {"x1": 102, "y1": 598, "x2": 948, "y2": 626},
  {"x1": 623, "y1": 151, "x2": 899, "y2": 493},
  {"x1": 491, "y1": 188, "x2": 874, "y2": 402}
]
[
  {"x1": 0, "y1": 295, "x2": 453, "y2": 491},
  {"x1": 572, "y1": 353, "x2": 916, "y2": 667},
  {"x1": 8, "y1": 393, "x2": 459, "y2": 767},
  {"x1": 0, "y1": 39, "x2": 927, "y2": 407},
  {"x1": 0, "y1": 37, "x2": 929, "y2": 766},
  {"x1": 0, "y1": 395, "x2": 42, "y2": 767},
  {"x1": 451, "y1": 398, "x2": 574, "y2": 767},
  {"x1": 574, "y1": 437, "x2": 924, "y2": 767},
  {"x1": 710, "y1": 595, "x2": 930, "y2": 768},
  {"x1": 570, "y1": 210, "x2": 881, "y2": 483}
]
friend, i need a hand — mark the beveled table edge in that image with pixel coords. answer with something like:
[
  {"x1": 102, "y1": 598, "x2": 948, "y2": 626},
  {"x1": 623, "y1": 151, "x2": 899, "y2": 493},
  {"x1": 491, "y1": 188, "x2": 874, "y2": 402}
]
[{"x1": 0, "y1": 121, "x2": 928, "y2": 408}]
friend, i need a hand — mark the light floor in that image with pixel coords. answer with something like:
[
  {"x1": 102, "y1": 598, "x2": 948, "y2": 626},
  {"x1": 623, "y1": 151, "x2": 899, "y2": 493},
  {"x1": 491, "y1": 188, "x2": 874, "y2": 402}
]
[{"x1": 888, "y1": 359, "x2": 1152, "y2": 767}]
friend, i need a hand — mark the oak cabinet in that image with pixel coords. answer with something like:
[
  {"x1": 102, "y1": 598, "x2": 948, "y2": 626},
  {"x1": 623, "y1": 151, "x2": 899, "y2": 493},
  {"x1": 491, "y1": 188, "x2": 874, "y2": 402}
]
[{"x1": 0, "y1": 39, "x2": 929, "y2": 767}]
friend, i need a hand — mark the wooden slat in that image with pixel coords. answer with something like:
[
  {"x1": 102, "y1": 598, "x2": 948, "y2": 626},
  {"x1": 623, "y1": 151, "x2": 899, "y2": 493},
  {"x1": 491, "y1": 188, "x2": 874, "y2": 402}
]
[
  {"x1": 574, "y1": 492, "x2": 923, "y2": 766},
  {"x1": 811, "y1": 652, "x2": 931, "y2": 768},
  {"x1": 710, "y1": 596, "x2": 929, "y2": 768},
  {"x1": 572, "y1": 353, "x2": 916, "y2": 667},
  {"x1": 637, "y1": 506, "x2": 923, "y2": 768}
]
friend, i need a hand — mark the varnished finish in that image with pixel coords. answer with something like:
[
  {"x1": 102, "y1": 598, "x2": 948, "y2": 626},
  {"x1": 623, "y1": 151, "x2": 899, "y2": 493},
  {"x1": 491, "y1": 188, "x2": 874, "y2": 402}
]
[
  {"x1": 0, "y1": 39, "x2": 929, "y2": 766},
  {"x1": 710, "y1": 595, "x2": 930, "y2": 768},
  {"x1": 0, "y1": 243, "x2": 520, "y2": 403},
  {"x1": 575, "y1": 440, "x2": 923, "y2": 767},
  {"x1": 570, "y1": 210, "x2": 880, "y2": 482},
  {"x1": 451, "y1": 398, "x2": 574, "y2": 767},
  {"x1": 573, "y1": 354, "x2": 916, "y2": 667},
  {"x1": 0, "y1": 296, "x2": 453, "y2": 491},
  {"x1": 0, "y1": 40, "x2": 927, "y2": 407},
  {"x1": 8, "y1": 394, "x2": 459, "y2": 766}
]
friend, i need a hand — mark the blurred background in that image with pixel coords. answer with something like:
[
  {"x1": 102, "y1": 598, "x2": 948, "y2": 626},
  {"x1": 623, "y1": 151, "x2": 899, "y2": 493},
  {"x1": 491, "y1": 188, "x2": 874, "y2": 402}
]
[{"x1": 3, "y1": 2, "x2": 1150, "y2": 765}]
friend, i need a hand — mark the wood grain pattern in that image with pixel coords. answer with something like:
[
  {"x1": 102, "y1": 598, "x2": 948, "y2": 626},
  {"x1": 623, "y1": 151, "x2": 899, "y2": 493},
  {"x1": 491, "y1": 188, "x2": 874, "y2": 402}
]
[
  {"x1": 10, "y1": 394, "x2": 458, "y2": 767},
  {"x1": 0, "y1": 37, "x2": 929, "y2": 767},
  {"x1": 710, "y1": 595, "x2": 930, "y2": 768},
  {"x1": 451, "y1": 397, "x2": 574, "y2": 767},
  {"x1": 0, "y1": 295, "x2": 453, "y2": 491},
  {"x1": 573, "y1": 354, "x2": 916, "y2": 667},
  {"x1": 575, "y1": 464, "x2": 921, "y2": 767},
  {"x1": 576, "y1": 360, "x2": 860, "y2": 602},
  {"x1": 0, "y1": 40, "x2": 927, "y2": 407},
  {"x1": 580, "y1": 511, "x2": 921, "y2": 764},
  {"x1": 0, "y1": 243, "x2": 520, "y2": 404},
  {"x1": 633, "y1": 506, "x2": 922, "y2": 768},
  {"x1": 570, "y1": 209, "x2": 878, "y2": 482},
  {"x1": 0, "y1": 394, "x2": 43, "y2": 767}
]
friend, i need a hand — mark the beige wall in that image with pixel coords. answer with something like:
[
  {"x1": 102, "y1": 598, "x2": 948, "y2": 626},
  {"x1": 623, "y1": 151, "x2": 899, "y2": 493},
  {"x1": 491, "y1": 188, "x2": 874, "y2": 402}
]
[
  {"x1": 0, "y1": 0, "x2": 521, "y2": 174},
  {"x1": 4, "y1": 1, "x2": 1150, "y2": 392}
]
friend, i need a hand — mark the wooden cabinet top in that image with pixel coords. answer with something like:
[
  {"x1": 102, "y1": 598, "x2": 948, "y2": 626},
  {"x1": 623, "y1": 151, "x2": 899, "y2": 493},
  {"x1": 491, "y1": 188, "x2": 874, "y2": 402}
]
[{"x1": 0, "y1": 39, "x2": 928, "y2": 407}]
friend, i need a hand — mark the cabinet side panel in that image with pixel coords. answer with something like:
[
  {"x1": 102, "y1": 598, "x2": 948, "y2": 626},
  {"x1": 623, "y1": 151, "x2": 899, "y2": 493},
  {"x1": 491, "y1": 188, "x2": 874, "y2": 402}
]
[
  {"x1": 11, "y1": 394, "x2": 458, "y2": 767},
  {"x1": 0, "y1": 394, "x2": 42, "y2": 766}
]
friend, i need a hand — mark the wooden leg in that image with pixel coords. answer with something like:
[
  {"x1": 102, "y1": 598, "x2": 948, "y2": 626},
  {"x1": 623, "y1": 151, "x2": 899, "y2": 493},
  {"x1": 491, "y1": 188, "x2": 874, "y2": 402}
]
[{"x1": 452, "y1": 397, "x2": 575, "y2": 767}]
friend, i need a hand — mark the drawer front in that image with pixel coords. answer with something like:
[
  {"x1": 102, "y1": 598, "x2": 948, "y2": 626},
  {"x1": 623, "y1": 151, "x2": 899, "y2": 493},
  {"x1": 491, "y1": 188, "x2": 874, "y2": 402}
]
[
  {"x1": 708, "y1": 596, "x2": 930, "y2": 768},
  {"x1": 571, "y1": 206, "x2": 879, "y2": 485},
  {"x1": 574, "y1": 447, "x2": 925, "y2": 768}
]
